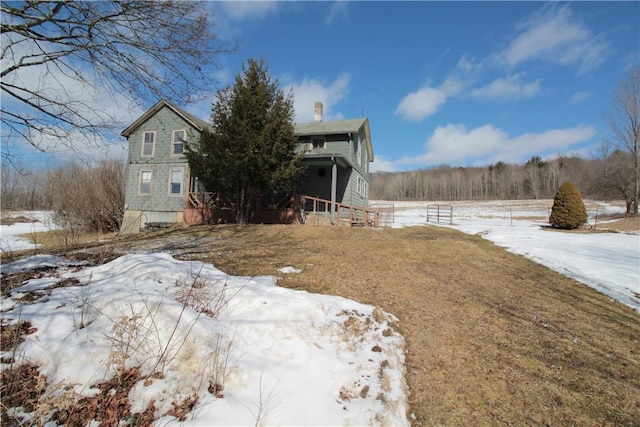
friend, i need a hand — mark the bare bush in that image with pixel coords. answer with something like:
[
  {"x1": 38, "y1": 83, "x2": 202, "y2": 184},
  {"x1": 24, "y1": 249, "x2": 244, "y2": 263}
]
[{"x1": 46, "y1": 158, "x2": 125, "y2": 234}]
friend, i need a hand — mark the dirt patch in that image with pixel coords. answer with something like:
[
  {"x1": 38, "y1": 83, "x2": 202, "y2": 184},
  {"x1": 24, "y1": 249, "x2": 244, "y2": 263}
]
[{"x1": 8, "y1": 224, "x2": 640, "y2": 425}]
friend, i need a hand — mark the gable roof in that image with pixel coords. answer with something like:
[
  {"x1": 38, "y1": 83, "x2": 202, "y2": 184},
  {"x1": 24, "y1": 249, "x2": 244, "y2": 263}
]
[
  {"x1": 121, "y1": 99, "x2": 213, "y2": 137},
  {"x1": 294, "y1": 118, "x2": 374, "y2": 162}
]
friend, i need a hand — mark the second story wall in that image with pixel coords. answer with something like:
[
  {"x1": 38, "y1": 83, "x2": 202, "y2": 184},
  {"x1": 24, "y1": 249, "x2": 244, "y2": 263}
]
[
  {"x1": 127, "y1": 106, "x2": 200, "y2": 165},
  {"x1": 296, "y1": 125, "x2": 371, "y2": 179}
]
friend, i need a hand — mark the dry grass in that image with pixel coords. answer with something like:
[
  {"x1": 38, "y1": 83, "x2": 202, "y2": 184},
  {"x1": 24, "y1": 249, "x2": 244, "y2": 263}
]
[
  {"x1": 0, "y1": 214, "x2": 39, "y2": 226},
  {"x1": 4, "y1": 223, "x2": 639, "y2": 426},
  {"x1": 595, "y1": 214, "x2": 640, "y2": 233}
]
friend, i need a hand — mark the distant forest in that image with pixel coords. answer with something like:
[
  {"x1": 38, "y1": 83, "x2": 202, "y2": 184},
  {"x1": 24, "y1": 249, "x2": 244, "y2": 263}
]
[{"x1": 369, "y1": 155, "x2": 615, "y2": 201}]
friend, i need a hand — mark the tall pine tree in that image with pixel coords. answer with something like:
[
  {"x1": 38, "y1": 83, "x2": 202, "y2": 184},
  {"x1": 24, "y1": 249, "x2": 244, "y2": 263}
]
[{"x1": 186, "y1": 58, "x2": 303, "y2": 223}]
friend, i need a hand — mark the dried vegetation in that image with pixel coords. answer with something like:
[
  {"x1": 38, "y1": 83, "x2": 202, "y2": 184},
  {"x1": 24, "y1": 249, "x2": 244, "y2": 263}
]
[{"x1": 2, "y1": 221, "x2": 639, "y2": 426}]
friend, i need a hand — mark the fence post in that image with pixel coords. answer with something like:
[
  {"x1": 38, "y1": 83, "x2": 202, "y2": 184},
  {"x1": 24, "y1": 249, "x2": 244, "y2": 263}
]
[{"x1": 450, "y1": 205, "x2": 453, "y2": 225}]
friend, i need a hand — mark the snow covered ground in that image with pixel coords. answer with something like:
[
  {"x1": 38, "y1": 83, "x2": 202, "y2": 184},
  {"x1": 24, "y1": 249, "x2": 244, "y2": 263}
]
[
  {"x1": 384, "y1": 199, "x2": 640, "y2": 312},
  {"x1": 0, "y1": 211, "x2": 53, "y2": 252},
  {"x1": 1, "y1": 200, "x2": 638, "y2": 425},
  {"x1": 1, "y1": 213, "x2": 407, "y2": 426}
]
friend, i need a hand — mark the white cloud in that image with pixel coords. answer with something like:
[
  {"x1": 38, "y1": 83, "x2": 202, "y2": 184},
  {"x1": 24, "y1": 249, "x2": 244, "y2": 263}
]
[
  {"x1": 1, "y1": 39, "x2": 143, "y2": 163},
  {"x1": 569, "y1": 91, "x2": 591, "y2": 104},
  {"x1": 395, "y1": 77, "x2": 463, "y2": 121},
  {"x1": 498, "y1": 5, "x2": 609, "y2": 73},
  {"x1": 326, "y1": 1, "x2": 349, "y2": 25},
  {"x1": 471, "y1": 74, "x2": 541, "y2": 101},
  {"x1": 456, "y1": 54, "x2": 482, "y2": 75},
  {"x1": 217, "y1": 1, "x2": 279, "y2": 22},
  {"x1": 288, "y1": 73, "x2": 350, "y2": 123},
  {"x1": 369, "y1": 155, "x2": 397, "y2": 173},
  {"x1": 397, "y1": 123, "x2": 596, "y2": 168}
]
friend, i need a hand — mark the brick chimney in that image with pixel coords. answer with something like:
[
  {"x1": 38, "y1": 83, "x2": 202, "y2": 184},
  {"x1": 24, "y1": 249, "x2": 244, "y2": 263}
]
[{"x1": 314, "y1": 102, "x2": 323, "y2": 122}]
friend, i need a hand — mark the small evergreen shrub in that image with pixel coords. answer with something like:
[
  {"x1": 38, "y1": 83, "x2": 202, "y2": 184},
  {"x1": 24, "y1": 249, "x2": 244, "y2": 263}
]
[{"x1": 549, "y1": 181, "x2": 588, "y2": 229}]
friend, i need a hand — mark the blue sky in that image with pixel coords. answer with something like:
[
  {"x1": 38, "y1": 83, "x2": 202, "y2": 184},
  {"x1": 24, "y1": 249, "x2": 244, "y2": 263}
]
[{"x1": 5, "y1": 1, "x2": 639, "y2": 171}]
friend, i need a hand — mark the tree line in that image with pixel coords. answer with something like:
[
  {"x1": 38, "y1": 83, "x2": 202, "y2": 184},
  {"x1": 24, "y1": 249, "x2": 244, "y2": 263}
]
[{"x1": 370, "y1": 152, "x2": 634, "y2": 209}]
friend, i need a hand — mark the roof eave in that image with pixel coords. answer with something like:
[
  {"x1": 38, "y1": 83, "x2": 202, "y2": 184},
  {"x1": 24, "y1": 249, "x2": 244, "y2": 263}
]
[{"x1": 120, "y1": 100, "x2": 211, "y2": 138}]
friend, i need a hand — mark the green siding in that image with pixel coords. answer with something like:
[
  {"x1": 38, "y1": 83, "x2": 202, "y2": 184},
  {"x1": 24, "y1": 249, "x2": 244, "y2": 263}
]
[
  {"x1": 124, "y1": 163, "x2": 187, "y2": 212},
  {"x1": 295, "y1": 123, "x2": 371, "y2": 207},
  {"x1": 123, "y1": 103, "x2": 374, "y2": 229},
  {"x1": 124, "y1": 106, "x2": 199, "y2": 213}
]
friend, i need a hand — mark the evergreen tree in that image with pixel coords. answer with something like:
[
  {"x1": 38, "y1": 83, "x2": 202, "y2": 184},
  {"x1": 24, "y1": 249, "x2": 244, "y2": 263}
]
[
  {"x1": 549, "y1": 181, "x2": 588, "y2": 229},
  {"x1": 185, "y1": 58, "x2": 303, "y2": 224}
]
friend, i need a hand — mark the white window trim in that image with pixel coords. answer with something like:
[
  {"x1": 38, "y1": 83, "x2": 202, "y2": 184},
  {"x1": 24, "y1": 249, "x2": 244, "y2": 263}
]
[
  {"x1": 141, "y1": 131, "x2": 156, "y2": 157},
  {"x1": 355, "y1": 175, "x2": 368, "y2": 197},
  {"x1": 168, "y1": 168, "x2": 184, "y2": 196},
  {"x1": 310, "y1": 138, "x2": 326, "y2": 149},
  {"x1": 139, "y1": 169, "x2": 152, "y2": 195},
  {"x1": 356, "y1": 175, "x2": 364, "y2": 195},
  {"x1": 171, "y1": 129, "x2": 186, "y2": 156}
]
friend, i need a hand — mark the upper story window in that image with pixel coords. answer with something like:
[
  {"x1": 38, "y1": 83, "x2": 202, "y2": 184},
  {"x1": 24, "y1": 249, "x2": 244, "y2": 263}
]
[
  {"x1": 139, "y1": 170, "x2": 152, "y2": 194},
  {"x1": 172, "y1": 130, "x2": 185, "y2": 155},
  {"x1": 142, "y1": 131, "x2": 155, "y2": 157},
  {"x1": 311, "y1": 138, "x2": 325, "y2": 149}
]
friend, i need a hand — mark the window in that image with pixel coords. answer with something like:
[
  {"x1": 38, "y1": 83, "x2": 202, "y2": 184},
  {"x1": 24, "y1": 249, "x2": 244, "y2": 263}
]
[
  {"x1": 172, "y1": 130, "x2": 185, "y2": 155},
  {"x1": 356, "y1": 175, "x2": 367, "y2": 196},
  {"x1": 311, "y1": 138, "x2": 325, "y2": 149},
  {"x1": 142, "y1": 131, "x2": 155, "y2": 157},
  {"x1": 139, "y1": 170, "x2": 152, "y2": 194},
  {"x1": 318, "y1": 168, "x2": 326, "y2": 177},
  {"x1": 169, "y1": 169, "x2": 183, "y2": 195}
]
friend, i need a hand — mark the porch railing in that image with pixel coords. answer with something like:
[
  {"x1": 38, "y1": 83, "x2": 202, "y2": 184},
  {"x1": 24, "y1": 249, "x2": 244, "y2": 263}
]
[
  {"x1": 298, "y1": 195, "x2": 380, "y2": 227},
  {"x1": 186, "y1": 192, "x2": 232, "y2": 209},
  {"x1": 186, "y1": 192, "x2": 381, "y2": 227}
]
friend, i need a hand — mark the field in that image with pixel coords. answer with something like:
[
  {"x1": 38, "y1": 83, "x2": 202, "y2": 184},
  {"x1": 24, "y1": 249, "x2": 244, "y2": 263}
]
[{"x1": 1, "y1": 200, "x2": 639, "y2": 425}]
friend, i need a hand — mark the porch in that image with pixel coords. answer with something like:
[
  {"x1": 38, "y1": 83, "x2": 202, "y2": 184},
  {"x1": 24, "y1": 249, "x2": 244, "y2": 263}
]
[{"x1": 184, "y1": 192, "x2": 380, "y2": 227}]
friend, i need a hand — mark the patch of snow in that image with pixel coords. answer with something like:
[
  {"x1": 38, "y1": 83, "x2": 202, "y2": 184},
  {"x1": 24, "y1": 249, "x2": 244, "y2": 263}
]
[
  {"x1": 1, "y1": 253, "x2": 408, "y2": 426},
  {"x1": 277, "y1": 266, "x2": 302, "y2": 274}
]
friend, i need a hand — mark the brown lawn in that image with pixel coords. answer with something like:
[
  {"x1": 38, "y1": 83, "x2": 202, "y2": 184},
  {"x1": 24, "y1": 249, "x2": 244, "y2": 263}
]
[{"x1": 3, "y1": 220, "x2": 639, "y2": 426}]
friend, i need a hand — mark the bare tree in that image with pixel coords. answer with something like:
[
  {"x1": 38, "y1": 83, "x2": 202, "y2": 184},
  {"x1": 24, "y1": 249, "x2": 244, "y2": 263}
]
[
  {"x1": 369, "y1": 156, "x2": 603, "y2": 202},
  {"x1": 0, "y1": 162, "x2": 50, "y2": 209},
  {"x1": 1, "y1": 1, "x2": 230, "y2": 164},
  {"x1": 604, "y1": 67, "x2": 640, "y2": 214}
]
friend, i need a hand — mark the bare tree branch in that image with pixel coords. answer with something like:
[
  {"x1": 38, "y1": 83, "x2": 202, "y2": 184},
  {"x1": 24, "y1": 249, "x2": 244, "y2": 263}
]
[{"x1": 1, "y1": 1, "x2": 231, "y2": 163}]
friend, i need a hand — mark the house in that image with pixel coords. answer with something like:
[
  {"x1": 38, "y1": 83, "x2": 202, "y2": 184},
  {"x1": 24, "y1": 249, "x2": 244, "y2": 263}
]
[
  {"x1": 119, "y1": 100, "x2": 374, "y2": 233},
  {"x1": 295, "y1": 102, "x2": 374, "y2": 224}
]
